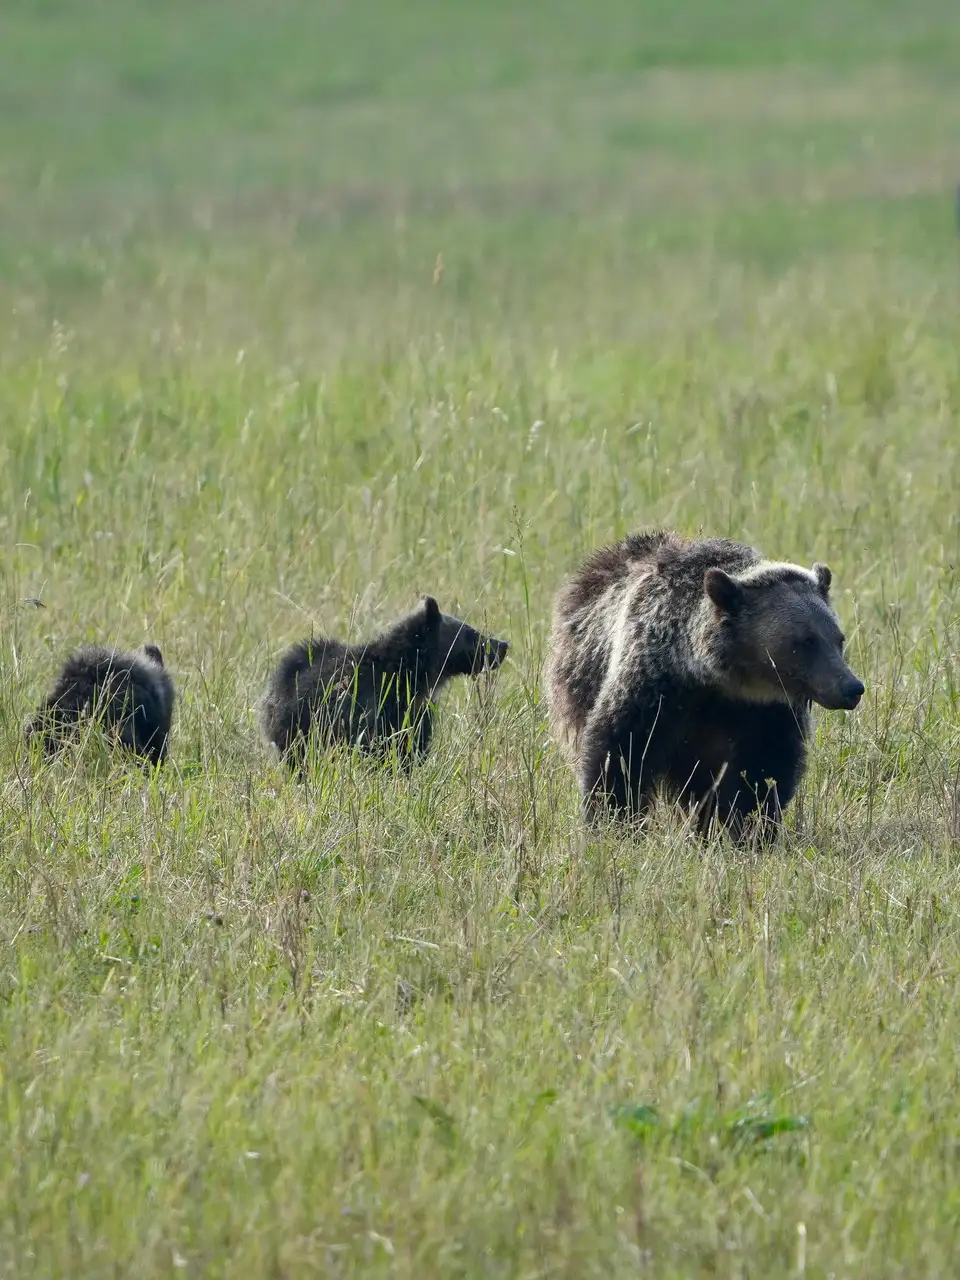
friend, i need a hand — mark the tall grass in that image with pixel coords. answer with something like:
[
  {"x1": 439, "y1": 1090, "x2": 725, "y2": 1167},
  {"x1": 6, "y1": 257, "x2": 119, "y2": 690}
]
[{"x1": 1, "y1": 0, "x2": 959, "y2": 1274}]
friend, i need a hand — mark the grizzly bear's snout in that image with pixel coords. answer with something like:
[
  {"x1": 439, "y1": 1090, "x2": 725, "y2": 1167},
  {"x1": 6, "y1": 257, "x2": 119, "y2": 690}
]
[
  {"x1": 463, "y1": 634, "x2": 509, "y2": 676},
  {"x1": 820, "y1": 673, "x2": 865, "y2": 712},
  {"x1": 803, "y1": 648, "x2": 865, "y2": 712},
  {"x1": 842, "y1": 678, "x2": 865, "y2": 709},
  {"x1": 483, "y1": 637, "x2": 510, "y2": 671}
]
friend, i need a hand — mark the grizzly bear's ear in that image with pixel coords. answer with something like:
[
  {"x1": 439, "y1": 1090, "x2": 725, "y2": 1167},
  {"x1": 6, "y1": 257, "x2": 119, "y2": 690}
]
[
  {"x1": 420, "y1": 596, "x2": 442, "y2": 627},
  {"x1": 704, "y1": 568, "x2": 743, "y2": 615},
  {"x1": 812, "y1": 563, "x2": 832, "y2": 598}
]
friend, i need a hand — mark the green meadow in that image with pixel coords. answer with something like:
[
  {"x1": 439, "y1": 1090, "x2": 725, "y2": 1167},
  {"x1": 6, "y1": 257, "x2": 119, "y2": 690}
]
[{"x1": 2, "y1": 1, "x2": 960, "y2": 1274}]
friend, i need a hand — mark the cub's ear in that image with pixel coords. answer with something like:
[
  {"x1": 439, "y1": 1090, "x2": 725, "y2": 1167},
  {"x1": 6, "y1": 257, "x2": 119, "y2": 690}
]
[
  {"x1": 812, "y1": 562, "x2": 832, "y2": 598},
  {"x1": 704, "y1": 568, "x2": 743, "y2": 615},
  {"x1": 420, "y1": 596, "x2": 442, "y2": 627},
  {"x1": 142, "y1": 644, "x2": 164, "y2": 667}
]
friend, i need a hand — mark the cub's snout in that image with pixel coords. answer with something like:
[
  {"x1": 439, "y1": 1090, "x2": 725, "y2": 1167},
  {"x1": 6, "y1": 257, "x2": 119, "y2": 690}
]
[{"x1": 484, "y1": 637, "x2": 510, "y2": 670}]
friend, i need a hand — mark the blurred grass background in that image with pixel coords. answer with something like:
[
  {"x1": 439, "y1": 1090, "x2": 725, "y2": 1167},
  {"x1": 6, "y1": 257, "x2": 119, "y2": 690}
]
[{"x1": 1, "y1": 1, "x2": 959, "y2": 1275}]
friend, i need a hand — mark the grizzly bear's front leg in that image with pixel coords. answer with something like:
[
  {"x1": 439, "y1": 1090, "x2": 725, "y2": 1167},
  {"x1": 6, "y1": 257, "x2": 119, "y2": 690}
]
[
  {"x1": 694, "y1": 777, "x2": 784, "y2": 845},
  {"x1": 577, "y1": 696, "x2": 662, "y2": 826}
]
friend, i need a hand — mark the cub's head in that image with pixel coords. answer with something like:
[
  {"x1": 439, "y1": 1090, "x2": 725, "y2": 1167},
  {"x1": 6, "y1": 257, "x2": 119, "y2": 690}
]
[
  {"x1": 704, "y1": 561, "x2": 864, "y2": 711},
  {"x1": 409, "y1": 596, "x2": 509, "y2": 682}
]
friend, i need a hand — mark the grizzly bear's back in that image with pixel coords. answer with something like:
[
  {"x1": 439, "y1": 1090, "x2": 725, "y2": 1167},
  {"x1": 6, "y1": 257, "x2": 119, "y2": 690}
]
[
  {"x1": 27, "y1": 644, "x2": 174, "y2": 764},
  {"x1": 259, "y1": 633, "x2": 433, "y2": 764},
  {"x1": 545, "y1": 531, "x2": 762, "y2": 754}
]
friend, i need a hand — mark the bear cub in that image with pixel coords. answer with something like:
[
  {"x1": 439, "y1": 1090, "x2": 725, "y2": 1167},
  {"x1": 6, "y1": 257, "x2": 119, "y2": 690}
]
[
  {"x1": 545, "y1": 531, "x2": 864, "y2": 840},
  {"x1": 26, "y1": 643, "x2": 175, "y2": 767},
  {"x1": 260, "y1": 596, "x2": 509, "y2": 770}
]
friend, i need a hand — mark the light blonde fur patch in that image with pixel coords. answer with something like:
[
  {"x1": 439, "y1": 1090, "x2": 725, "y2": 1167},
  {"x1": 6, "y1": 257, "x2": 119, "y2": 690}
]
[{"x1": 734, "y1": 560, "x2": 818, "y2": 587}]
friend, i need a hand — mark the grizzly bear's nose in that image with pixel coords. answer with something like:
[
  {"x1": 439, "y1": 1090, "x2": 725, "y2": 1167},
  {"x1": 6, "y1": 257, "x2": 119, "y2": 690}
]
[
  {"x1": 488, "y1": 638, "x2": 509, "y2": 668},
  {"x1": 841, "y1": 677, "x2": 865, "y2": 709}
]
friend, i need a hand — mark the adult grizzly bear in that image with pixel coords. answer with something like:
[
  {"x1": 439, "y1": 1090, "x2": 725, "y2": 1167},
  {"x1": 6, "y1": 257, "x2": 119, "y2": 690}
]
[
  {"x1": 260, "y1": 596, "x2": 509, "y2": 771},
  {"x1": 545, "y1": 531, "x2": 864, "y2": 840},
  {"x1": 25, "y1": 643, "x2": 175, "y2": 767}
]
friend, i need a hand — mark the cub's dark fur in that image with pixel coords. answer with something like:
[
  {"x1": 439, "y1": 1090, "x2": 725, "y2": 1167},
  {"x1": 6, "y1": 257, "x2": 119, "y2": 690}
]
[
  {"x1": 260, "y1": 596, "x2": 509, "y2": 770},
  {"x1": 545, "y1": 531, "x2": 864, "y2": 840},
  {"x1": 25, "y1": 643, "x2": 174, "y2": 766}
]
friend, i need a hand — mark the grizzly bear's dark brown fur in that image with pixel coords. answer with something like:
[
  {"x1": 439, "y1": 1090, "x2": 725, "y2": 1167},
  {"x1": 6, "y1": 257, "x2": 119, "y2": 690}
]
[
  {"x1": 259, "y1": 596, "x2": 509, "y2": 771},
  {"x1": 545, "y1": 531, "x2": 864, "y2": 840},
  {"x1": 25, "y1": 643, "x2": 175, "y2": 767}
]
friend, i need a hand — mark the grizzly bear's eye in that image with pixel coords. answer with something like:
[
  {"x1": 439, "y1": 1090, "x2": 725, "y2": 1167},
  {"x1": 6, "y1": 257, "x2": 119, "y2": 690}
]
[{"x1": 799, "y1": 634, "x2": 818, "y2": 653}]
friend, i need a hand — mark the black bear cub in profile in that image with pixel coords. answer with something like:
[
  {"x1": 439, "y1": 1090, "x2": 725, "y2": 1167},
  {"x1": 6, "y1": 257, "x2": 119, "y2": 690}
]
[
  {"x1": 545, "y1": 531, "x2": 864, "y2": 841},
  {"x1": 25, "y1": 643, "x2": 175, "y2": 767},
  {"x1": 260, "y1": 596, "x2": 509, "y2": 771}
]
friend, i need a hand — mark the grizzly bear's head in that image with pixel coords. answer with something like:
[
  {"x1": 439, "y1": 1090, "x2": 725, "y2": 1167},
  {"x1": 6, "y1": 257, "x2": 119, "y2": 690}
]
[
  {"x1": 402, "y1": 596, "x2": 509, "y2": 685},
  {"x1": 704, "y1": 562, "x2": 864, "y2": 711},
  {"x1": 429, "y1": 598, "x2": 509, "y2": 680}
]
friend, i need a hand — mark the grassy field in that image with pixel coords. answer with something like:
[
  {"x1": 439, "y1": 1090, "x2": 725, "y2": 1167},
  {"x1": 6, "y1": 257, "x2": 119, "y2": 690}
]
[{"x1": 2, "y1": 0, "x2": 960, "y2": 1274}]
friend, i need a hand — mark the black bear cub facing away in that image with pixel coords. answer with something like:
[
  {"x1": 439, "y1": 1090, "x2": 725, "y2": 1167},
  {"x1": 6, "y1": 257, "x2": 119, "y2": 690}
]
[
  {"x1": 545, "y1": 531, "x2": 864, "y2": 840},
  {"x1": 260, "y1": 596, "x2": 509, "y2": 770},
  {"x1": 26, "y1": 644, "x2": 175, "y2": 767}
]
